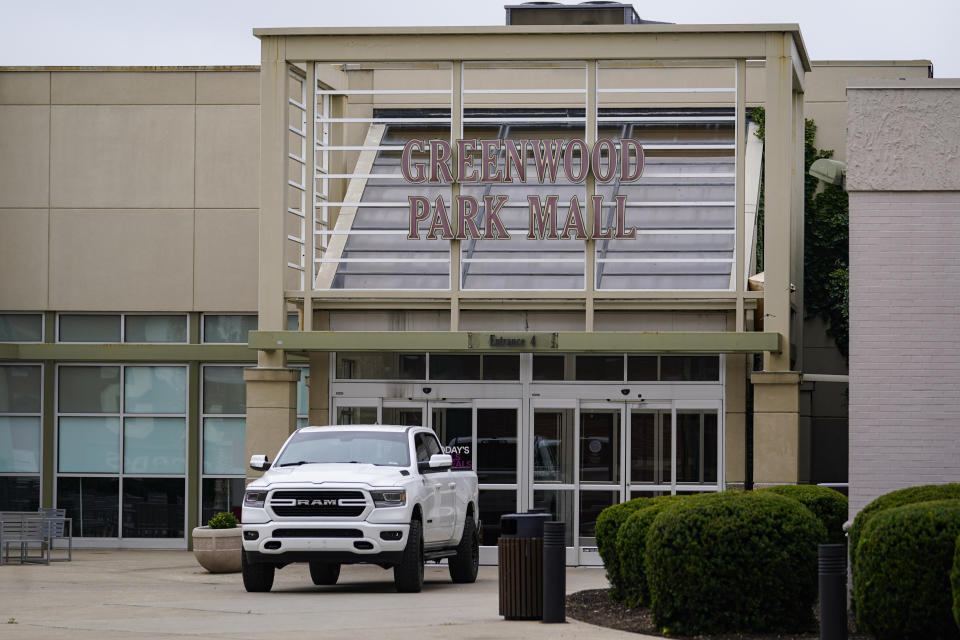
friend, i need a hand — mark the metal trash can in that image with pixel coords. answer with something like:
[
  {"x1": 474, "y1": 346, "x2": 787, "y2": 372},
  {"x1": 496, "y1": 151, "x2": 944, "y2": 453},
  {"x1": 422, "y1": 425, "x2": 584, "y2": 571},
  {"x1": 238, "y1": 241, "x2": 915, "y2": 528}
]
[{"x1": 498, "y1": 510, "x2": 551, "y2": 620}]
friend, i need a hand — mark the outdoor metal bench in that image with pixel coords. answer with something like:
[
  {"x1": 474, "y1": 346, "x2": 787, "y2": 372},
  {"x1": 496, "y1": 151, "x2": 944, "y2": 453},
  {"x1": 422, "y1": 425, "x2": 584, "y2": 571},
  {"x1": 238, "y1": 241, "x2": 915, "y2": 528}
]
[{"x1": 0, "y1": 510, "x2": 73, "y2": 565}]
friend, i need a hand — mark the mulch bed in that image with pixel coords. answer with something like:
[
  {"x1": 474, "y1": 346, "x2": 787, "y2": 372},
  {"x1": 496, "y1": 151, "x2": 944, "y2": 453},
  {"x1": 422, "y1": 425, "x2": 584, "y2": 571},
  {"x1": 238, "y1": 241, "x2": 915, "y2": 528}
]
[{"x1": 566, "y1": 588, "x2": 870, "y2": 640}]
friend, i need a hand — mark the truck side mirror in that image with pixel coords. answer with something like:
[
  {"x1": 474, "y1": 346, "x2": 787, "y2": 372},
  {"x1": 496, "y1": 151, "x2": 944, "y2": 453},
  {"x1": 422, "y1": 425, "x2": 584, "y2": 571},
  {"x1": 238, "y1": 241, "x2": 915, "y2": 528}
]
[
  {"x1": 417, "y1": 453, "x2": 453, "y2": 473},
  {"x1": 250, "y1": 454, "x2": 271, "y2": 471}
]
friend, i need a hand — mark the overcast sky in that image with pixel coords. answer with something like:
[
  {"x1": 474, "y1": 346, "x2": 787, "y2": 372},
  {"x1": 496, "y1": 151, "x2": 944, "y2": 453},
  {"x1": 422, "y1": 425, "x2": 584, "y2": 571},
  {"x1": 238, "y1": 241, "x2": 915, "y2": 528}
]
[{"x1": 3, "y1": 0, "x2": 958, "y2": 77}]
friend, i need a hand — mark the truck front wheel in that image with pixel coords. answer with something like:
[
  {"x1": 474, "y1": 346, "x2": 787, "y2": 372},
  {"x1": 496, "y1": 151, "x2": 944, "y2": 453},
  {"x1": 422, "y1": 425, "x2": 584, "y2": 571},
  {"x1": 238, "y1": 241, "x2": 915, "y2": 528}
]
[
  {"x1": 448, "y1": 514, "x2": 479, "y2": 583},
  {"x1": 393, "y1": 518, "x2": 424, "y2": 593},
  {"x1": 242, "y1": 551, "x2": 275, "y2": 592}
]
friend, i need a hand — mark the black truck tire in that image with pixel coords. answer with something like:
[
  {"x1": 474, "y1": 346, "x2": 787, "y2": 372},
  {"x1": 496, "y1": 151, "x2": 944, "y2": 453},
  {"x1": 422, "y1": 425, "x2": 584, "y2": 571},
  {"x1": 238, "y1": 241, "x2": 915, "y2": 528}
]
[
  {"x1": 394, "y1": 518, "x2": 424, "y2": 593},
  {"x1": 242, "y1": 551, "x2": 275, "y2": 592},
  {"x1": 448, "y1": 514, "x2": 479, "y2": 583}
]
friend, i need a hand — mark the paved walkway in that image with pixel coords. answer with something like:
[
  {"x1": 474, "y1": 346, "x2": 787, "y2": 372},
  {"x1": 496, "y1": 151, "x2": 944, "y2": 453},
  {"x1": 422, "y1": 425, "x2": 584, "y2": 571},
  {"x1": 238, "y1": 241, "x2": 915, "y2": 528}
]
[{"x1": 0, "y1": 551, "x2": 656, "y2": 639}]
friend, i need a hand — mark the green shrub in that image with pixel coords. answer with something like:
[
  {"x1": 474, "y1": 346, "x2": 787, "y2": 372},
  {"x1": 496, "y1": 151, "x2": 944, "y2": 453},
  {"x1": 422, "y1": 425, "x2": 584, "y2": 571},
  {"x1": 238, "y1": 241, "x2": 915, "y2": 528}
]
[
  {"x1": 952, "y1": 531, "x2": 960, "y2": 633},
  {"x1": 853, "y1": 500, "x2": 960, "y2": 640},
  {"x1": 645, "y1": 491, "x2": 826, "y2": 635},
  {"x1": 207, "y1": 512, "x2": 239, "y2": 529},
  {"x1": 850, "y1": 483, "x2": 960, "y2": 559},
  {"x1": 595, "y1": 497, "x2": 650, "y2": 600},
  {"x1": 616, "y1": 495, "x2": 687, "y2": 608},
  {"x1": 758, "y1": 484, "x2": 848, "y2": 544}
]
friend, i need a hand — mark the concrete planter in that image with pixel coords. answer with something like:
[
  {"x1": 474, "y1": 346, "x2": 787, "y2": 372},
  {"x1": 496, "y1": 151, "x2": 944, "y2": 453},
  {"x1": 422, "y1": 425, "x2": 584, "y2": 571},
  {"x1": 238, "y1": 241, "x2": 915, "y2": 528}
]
[{"x1": 192, "y1": 526, "x2": 242, "y2": 573}]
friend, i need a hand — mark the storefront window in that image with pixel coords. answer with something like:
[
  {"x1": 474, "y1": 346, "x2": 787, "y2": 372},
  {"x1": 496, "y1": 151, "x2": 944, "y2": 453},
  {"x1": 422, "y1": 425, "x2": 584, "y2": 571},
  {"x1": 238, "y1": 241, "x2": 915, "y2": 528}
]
[
  {"x1": 201, "y1": 365, "x2": 248, "y2": 524},
  {"x1": 0, "y1": 314, "x2": 43, "y2": 342},
  {"x1": 0, "y1": 364, "x2": 42, "y2": 510},
  {"x1": 56, "y1": 364, "x2": 186, "y2": 538},
  {"x1": 59, "y1": 314, "x2": 121, "y2": 342},
  {"x1": 202, "y1": 315, "x2": 257, "y2": 343},
  {"x1": 336, "y1": 352, "x2": 426, "y2": 380},
  {"x1": 124, "y1": 315, "x2": 187, "y2": 343}
]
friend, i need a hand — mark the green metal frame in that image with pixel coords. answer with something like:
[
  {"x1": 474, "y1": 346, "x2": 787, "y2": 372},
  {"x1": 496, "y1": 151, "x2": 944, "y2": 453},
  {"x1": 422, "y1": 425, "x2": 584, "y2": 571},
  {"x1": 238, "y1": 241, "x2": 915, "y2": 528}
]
[
  {"x1": 248, "y1": 330, "x2": 780, "y2": 353},
  {"x1": 2, "y1": 343, "x2": 252, "y2": 362}
]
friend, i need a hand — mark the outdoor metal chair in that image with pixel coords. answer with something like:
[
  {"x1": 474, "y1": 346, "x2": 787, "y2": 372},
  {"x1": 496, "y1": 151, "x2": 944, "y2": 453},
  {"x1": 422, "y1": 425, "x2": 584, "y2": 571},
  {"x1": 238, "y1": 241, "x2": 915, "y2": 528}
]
[{"x1": 38, "y1": 508, "x2": 72, "y2": 562}]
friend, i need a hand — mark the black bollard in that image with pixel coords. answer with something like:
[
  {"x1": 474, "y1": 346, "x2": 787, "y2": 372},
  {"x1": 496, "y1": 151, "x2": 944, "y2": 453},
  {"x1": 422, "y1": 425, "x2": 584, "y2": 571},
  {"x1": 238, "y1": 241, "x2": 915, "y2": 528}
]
[
  {"x1": 818, "y1": 543, "x2": 847, "y2": 640},
  {"x1": 542, "y1": 521, "x2": 566, "y2": 623}
]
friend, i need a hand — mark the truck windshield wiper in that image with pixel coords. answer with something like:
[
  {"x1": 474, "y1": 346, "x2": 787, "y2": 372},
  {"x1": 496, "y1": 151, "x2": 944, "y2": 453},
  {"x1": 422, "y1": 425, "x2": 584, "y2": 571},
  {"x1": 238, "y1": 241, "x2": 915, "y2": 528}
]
[{"x1": 277, "y1": 460, "x2": 311, "y2": 467}]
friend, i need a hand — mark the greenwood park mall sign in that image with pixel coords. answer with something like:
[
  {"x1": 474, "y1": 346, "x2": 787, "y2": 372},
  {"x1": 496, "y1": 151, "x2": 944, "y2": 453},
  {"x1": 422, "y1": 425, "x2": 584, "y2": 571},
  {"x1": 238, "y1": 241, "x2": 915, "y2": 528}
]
[{"x1": 402, "y1": 138, "x2": 644, "y2": 241}]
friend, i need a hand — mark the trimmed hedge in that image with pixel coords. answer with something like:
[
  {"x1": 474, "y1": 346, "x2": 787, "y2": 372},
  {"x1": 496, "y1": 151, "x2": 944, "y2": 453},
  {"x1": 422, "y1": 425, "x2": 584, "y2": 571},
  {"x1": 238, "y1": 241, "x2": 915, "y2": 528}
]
[
  {"x1": 850, "y1": 483, "x2": 960, "y2": 559},
  {"x1": 953, "y1": 531, "x2": 960, "y2": 633},
  {"x1": 595, "y1": 497, "x2": 651, "y2": 601},
  {"x1": 616, "y1": 495, "x2": 688, "y2": 608},
  {"x1": 758, "y1": 484, "x2": 848, "y2": 544},
  {"x1": 645, "y1": 491, "x2": 826, "y2": 635},
  {"x1": 853, "y1": 500, "x2": 960, "y2": 640}
]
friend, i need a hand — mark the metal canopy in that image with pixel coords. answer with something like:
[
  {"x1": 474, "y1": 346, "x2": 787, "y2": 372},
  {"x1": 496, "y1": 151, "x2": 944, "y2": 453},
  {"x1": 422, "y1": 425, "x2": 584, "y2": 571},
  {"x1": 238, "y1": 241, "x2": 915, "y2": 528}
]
[{"x1": 248, "y1": 330, "x2": 779, "y2": 353}]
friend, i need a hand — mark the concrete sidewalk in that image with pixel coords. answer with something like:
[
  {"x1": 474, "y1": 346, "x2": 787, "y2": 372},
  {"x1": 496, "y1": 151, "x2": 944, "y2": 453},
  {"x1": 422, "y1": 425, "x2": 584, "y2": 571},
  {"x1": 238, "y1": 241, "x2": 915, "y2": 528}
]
[{"x1": 0, "y1": 551, "x2": 656, "y2": 640}]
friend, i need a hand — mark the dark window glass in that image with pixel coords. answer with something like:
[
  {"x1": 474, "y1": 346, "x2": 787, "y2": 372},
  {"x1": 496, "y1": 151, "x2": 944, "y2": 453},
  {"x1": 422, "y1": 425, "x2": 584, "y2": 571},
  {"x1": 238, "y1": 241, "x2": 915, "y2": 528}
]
[
  {"x1": 201, "y1": 477, "x2": 246, "y2": 526},
  {"x1": 382, "y1": 407, "x2": 423, "y2": 426},
  {"x1": 0, "y1": 476, "x2": 40, "y2": 510},
  {"x1": 57, "y1": 476, "x2": 119, "y2": 537},
  {"x1": 575, "y1": 355, "x2": 623, "y2": 381},
  {"x1": 579, "y1": 491, "x2": 617, "y2": 540},
  {"x1": 0, "y1": 365, "x2": 42, "y2": 413},
  {"x1": 532, "y1": 490, "x2": 574, "y2": 546},
  {"x1": 122, "y1": 478, "x2": 185, "y2": 538},
  {"x1": 432, "y1": 407, "x2": 471, "y2": 470},
  {"x1": 58, "y1": 366, "x2": 121, "y2": 413},
  {"x1": 703, "y1": 413, "x2": 718, "y2": 483},
  {"x1": 676, "y1": 413, "x2": 702, "y2": 482},
  {"x1": 482, "y1": 355, "x2": 520, "y2": 380},
  {"x1": 478, "y1": 489, "x2": 516, "y2": 546},
  {"x1": 202, "y1": 366, "x2": 246, "y2": 414},
  {"x1": 415, "y1": 432, "x2": 442, "y2": 463},
  {"x1": 124, "y1": 315, "x2": 187, "y2": 343},
  {"x1": 661, "y1": 356, "x2": 720, "y2": 381},
  {"x1": 627, "y1": 356, "x2": 658, "y2": 381},
  {"x1": 429, "y1": 355, "x2": 481, "y2": 380},
  {"x1": 532, "y1": 355, "x2": 565, "y2": 381},
  {"x1": 336, "y1": 353, "x2": 426, "y2": 380},
  {"x1": 630, "y1": 411, "x2": 656, "y2": 484},
  {"x1": 59, "y1": 315, "x2": 121, "y2": 342},
  {"x1": 0, "y1": 314, "x2": 42, "y2": 342},
  {"x1": 477, "y1": 409, "x2": 517, "y2": 484},
  {"x1": 335, "y1": 406, "x2": 377, "y2": 425},
  {"x1": 203, "y1": 315, "x2": 257, "y2": 343},
  {"x1": 580, "y1": 411, "x2": 620, "y2": 483}
]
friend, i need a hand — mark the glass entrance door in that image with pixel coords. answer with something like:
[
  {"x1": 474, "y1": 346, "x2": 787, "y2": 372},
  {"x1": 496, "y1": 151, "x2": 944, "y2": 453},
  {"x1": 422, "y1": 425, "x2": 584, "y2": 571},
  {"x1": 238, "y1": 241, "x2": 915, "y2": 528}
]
[
  {"x1": 577, "y1": 404, "x2": 623, "y2": 565},
  {"x1": 531, "y1": 402, "x2": 577, "y2": 563}
]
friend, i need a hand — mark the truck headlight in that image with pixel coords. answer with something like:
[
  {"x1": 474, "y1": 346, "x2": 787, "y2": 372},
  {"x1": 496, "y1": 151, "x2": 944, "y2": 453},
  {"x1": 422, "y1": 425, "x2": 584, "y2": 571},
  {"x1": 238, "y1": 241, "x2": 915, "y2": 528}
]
[
  {"x1": 244, "y1": 490, "x2": 267, "y2": 508},
  {"x1": 370, "y1": 490, "x2": 406, "y2": 508}
]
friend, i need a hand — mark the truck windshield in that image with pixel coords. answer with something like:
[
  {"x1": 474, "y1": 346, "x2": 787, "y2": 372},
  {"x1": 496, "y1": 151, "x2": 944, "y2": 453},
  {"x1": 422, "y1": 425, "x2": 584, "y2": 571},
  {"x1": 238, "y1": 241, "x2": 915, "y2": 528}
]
[{"x1": 275, "y1": 430, "x2": 410, "y2": 467}]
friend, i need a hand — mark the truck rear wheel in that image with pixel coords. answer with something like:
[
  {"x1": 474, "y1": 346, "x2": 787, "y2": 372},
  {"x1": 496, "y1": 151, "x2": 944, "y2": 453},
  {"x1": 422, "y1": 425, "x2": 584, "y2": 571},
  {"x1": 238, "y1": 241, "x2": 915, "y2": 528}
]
[
  {"x1": 242, "y1": 551, "x2": 275, "y2": 592},
  {"x1": 448, "y1": 514, "x2": 479, "y2": 583},
  {"x1": 309, "y1": 562, "x2": 340, "y2": 585},
  {"x1": 394, "y1": 518, "x2": 424, "y2": 593}
]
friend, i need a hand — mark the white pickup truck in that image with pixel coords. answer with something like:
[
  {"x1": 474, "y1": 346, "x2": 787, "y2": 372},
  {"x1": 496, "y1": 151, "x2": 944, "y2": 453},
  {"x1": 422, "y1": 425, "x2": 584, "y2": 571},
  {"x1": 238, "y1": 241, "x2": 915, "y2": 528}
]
[{"x1": 241, "y1": 425, "x2": 480, "y2": 593}]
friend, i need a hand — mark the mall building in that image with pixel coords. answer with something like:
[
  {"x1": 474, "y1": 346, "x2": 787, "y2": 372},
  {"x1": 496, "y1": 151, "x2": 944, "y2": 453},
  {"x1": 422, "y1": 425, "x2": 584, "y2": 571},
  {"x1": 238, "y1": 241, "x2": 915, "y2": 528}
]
[{"x1": 0, "y1": 3, "x2": 931, "y2": 562}]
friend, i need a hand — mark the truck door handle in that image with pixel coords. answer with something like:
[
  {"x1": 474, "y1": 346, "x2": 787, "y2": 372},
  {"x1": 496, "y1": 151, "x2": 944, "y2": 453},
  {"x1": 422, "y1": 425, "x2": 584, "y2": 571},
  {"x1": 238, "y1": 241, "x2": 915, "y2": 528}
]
[{"x1": 447, "y1": 483, "x2": 456, "y2": 489}]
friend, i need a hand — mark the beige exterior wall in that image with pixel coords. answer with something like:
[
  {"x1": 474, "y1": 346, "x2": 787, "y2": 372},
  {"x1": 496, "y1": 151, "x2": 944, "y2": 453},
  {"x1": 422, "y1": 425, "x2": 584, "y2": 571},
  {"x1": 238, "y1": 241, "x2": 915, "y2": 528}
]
[
  {"x1": 0, "y1": 68, "x2": 260, "y2": 313},
  {"x1": 1, "y1": 61, "x2": 927, "y2": 315},
  {"x1": 805, "y1": 61, "x2": 930, "y2": 161}
]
